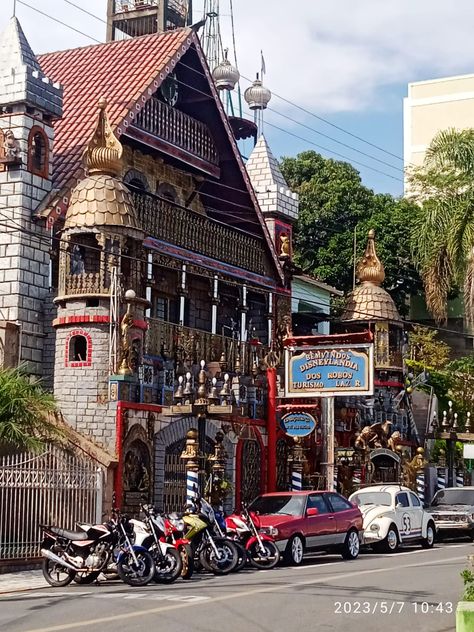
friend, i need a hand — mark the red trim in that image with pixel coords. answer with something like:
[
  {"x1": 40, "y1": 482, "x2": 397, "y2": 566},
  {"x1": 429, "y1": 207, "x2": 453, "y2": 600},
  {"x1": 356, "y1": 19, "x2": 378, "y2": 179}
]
[
  {"x1": 277, "y1": 403, "x2": 320, "y2": 411},
  {"x1": 64, "y1": 329, "x2": 92, "y2": 367},
  {"x1": 284, "y1": 331, "x2": 373, "y2": 347},
  {"x1": 266, "y1": 367, "x2": 277, "y2": 493},
  {"x1": 53, "y1": 315, "x2": 110, "y2": 327},
  {"x1": 374, "y1": 380, "x2": 404, "y2": 388}
]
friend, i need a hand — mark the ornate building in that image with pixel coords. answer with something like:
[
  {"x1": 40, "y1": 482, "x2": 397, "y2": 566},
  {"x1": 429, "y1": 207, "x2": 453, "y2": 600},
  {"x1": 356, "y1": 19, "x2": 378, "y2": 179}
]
[{"x1": 0, "y1": 18, "x2": 289, "y2": 512}]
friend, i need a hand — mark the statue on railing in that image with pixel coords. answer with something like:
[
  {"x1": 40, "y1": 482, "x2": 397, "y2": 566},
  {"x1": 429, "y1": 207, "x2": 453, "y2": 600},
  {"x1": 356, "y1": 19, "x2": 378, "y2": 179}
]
[
  {"x1": 70, "y1": 245, "x2": 85, "y2": 275},
  {"x1": 354, "y1": 420, "x2": 392, "y2": 450},
  {"x1": 118, "y1": 303, "x2": 134, "y2": 375}
]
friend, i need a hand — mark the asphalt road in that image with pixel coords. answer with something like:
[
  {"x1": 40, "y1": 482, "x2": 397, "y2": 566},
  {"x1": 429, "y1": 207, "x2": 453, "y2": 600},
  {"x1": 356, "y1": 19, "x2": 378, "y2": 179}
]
[{"x1": 1, "y1": 542, "x2": 471, "y2": 632}]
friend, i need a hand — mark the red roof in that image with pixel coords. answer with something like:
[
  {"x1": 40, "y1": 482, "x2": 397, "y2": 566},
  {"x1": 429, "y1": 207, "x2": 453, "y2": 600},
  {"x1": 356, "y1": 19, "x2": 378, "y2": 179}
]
[{"x1": 38, "y1": 29, "x2": 193, "y2": 191}]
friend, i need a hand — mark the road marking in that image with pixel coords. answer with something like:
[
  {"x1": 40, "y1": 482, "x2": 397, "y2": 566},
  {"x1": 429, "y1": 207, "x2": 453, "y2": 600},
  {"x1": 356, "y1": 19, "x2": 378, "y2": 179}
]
[{"x1": 22, "y1": 553, "x2": 469, "y2": 632}]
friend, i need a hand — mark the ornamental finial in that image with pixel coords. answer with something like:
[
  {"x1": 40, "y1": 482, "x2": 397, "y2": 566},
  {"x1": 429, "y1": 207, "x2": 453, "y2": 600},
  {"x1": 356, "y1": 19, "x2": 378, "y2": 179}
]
[
  {"x1": 85, "y1": 98, "x2": 122, "y2": 176},
  {"x1": 357, "y1": 229, "x2": 385, "y2": 285}
]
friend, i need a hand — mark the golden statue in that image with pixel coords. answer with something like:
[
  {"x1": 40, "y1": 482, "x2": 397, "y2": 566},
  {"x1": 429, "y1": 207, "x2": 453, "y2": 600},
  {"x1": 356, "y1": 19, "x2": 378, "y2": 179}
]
[
  {"x1": 118, "y1": 304, "x2": 134, "y2": 375},
  {"x1": 354, "y1": 420, "x2": 392, "y2": 450},
  {"x1": 401, "y1": 448, "x2": 427, "y2": 490},
  {"x1": 279, "y1": 233, "x2": 291, "y2": 258}
]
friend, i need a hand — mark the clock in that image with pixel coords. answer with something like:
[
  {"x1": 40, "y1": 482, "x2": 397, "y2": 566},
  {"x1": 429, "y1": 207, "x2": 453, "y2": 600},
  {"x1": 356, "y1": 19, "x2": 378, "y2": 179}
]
[{"x1": 161, "y1": 73, "x2": 179, "y2": 107}]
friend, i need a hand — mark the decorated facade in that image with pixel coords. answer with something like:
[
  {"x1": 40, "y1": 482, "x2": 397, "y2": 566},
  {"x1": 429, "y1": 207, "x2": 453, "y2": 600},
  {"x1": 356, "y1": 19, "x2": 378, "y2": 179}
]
[{"x1": 0, "y1": 17, "x2": 291, "y2": 512}]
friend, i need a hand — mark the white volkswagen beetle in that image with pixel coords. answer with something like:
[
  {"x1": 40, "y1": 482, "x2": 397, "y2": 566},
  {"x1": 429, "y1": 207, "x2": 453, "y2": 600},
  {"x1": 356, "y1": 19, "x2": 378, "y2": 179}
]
[{"x1": 349, "y1": 485, "x2": 436, "y2": 552}]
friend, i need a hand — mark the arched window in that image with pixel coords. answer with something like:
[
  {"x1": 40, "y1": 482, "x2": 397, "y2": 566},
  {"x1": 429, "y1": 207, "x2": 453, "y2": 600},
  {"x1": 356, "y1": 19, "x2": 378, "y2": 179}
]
[
  {"x1": 124, "y1": 169, "x2": 150, "y2": 191},
  {"x1": 156, "y1": 182, "x2": 178, "y2": 203},
  {"x1": 27, "y1": 126, "x2": 49, "y2": 178},
  {"x1": 65, "y1": 330, "x2": 92, "y2": 367}
]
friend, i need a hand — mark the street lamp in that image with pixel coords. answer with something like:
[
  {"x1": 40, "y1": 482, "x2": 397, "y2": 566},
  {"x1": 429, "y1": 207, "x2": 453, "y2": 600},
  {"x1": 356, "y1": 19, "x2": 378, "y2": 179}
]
[{"x1": 431, "y1": 402, "x2": 474, "y2": 487}]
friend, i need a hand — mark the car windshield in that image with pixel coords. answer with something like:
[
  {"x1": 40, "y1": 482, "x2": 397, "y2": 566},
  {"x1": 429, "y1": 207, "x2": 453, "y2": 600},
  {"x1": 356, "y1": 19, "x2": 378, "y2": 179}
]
[
  {"x1": 249, "y1": 495, "x2": 305, "y2": 517},
  {"x1": 351, "y1": 492, "x2": 392, "y2": 507},
  {"x1": 431, "y1": 489, "x2": 474, "y2": 506}
]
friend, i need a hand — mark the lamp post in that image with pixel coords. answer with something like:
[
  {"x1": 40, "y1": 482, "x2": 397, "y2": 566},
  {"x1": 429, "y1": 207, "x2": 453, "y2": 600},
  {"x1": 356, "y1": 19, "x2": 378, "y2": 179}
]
[{"x1": 431, "y1": 402, "x2": 474, "y2": 487}]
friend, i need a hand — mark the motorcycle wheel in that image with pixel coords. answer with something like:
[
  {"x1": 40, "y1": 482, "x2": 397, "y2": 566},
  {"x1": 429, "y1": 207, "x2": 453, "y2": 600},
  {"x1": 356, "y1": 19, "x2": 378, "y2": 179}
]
[
  {"x1": 42, "y1": 557, "x2": 75, "y2": 587},
  {"x1": 153, "y1": 547, "x2": 182, "y2": 584},
  {"x1": 232, "y1": 542, "x2": 248, "y2": 572},
  {"x1": 248, "y1": 540, "x2": 280, "y2": 570},
  {"x1": 180, "y1": 544, "x2": 194, "y2": 580},
  {"x1": 117, "y1": 550, "x2": 155, "y2": 587},
  {"x1": 73, "y1": 571, "x2": 100, "y2": 585},
  {"x1": 200, "y1": 538, "x2": 238, "y2": 575}
]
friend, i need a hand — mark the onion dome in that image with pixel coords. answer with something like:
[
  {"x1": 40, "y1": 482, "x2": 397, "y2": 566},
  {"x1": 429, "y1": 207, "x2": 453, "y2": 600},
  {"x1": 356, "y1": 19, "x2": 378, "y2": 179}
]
[
  {"x1": 341, "y1": 230, "x2": 401, "y2": 323},
  {"x1": 64, "y1": 98, "x2": 139, "y2": 231},
  {"x1": 212, "y1": 49, "x2": 240, "y2": 91},
  {"x1": 244, "y1": 74, "x2": 272, "y2": 110}
]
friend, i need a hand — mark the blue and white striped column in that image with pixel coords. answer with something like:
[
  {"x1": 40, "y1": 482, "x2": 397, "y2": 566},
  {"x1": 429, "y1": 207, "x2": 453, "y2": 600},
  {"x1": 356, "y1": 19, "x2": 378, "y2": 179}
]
[
  {"x1": 333, "y1": 467, "x2": 338, "y2": 493},
  {"x1": 291, "y1": 470, "x2": 302, "y2": 491},
  {"x1": 437, "y1": 468, "x2": 446, "y2": 492},
  {"x1": 186, "y1": 469, "x2": 199, "y2": 506},
  {"x1": 456, "y1": 470, "x2": 465, "y2": 487},
  {"x1": 416, "y1": 473, "x2": 425, "y2": 504},
  {"x1": 353, "y1": 468, "x2": 362, "y2": 489}
]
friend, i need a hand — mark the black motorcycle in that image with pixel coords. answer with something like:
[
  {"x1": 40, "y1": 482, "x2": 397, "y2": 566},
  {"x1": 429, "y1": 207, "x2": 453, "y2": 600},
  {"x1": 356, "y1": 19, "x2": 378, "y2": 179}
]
[{"x1": 40, "y1": 510, "x2": 155, "y2": 588}]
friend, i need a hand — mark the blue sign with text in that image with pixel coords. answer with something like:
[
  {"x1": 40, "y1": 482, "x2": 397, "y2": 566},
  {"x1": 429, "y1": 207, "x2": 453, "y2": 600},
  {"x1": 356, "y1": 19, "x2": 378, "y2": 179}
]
[
  {"x1": 285, "y1": 344, "x2": 373, "y2": 398},
  {"x1": 280, "y1": 412, "x2": 317, "y2": 437}
]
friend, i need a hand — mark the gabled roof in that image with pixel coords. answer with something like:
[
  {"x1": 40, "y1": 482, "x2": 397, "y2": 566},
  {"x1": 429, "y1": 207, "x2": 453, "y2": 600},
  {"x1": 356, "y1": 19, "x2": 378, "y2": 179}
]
[
  {"x1": 0, "y1": 17, "x2": 62, "y2": 116},
  {"x1": 37, "y1": 29, "x2": 284, "y2": 283},
  {"x1": 38, "y1": 28, "x2": 191, "y2": 191}
]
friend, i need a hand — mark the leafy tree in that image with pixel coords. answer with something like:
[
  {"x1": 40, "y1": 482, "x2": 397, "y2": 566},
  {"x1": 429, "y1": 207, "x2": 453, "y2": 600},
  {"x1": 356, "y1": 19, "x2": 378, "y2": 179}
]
[
  {"x1": 0, "y1": 366, "x2": 59, "y2": 451},
  {"x1": 280, "y1": 151, "x2": 422, "y2": 315},
  {"x1": 409, "y1": 128, "x2": 474, "y2": 326},
  {"x1": 407, "y1": 325, "x2": 450, "y2": 369}
]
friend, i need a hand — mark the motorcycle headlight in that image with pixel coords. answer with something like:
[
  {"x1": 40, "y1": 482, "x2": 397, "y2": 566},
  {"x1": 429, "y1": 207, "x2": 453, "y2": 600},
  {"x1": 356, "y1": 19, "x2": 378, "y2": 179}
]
[{"x1": 171, "y1": 519, "x2": 185, "y2": 531}]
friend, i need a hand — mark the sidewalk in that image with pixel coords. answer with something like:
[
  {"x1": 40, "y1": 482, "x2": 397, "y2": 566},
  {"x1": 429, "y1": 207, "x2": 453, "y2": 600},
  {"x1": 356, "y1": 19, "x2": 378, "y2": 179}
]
[{"x1": 0, "y1": 570, "x2": 45, "y2": 594}]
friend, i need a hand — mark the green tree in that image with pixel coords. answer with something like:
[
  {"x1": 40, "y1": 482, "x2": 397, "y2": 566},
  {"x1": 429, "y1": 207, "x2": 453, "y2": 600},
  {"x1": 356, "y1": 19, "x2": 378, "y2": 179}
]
[
  {"x1": 280, "y1": 151, "x2": 421, "y2": 315},
  {"x1": 407, "y1": 325, "x2": 450, "y2": 369},
  {"x1": 0, "y1": 367, "x2": 59, "y2": 451},
  {"x1": 409, "y1": 128, "x2": 474, "y2": 326}
]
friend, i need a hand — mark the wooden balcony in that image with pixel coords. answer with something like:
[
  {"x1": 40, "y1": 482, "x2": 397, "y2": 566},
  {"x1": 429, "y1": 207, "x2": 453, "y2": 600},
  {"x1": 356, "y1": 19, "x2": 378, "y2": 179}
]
[
  {"x1": 146, "y1": 319, "x2": 269, "y2": 377},
  {"x1": 129, "y1": 97, "x2": 219, "y2": 176},
  {"x1": 132, "y1": 190, "x2": 267, "y2": 275}
]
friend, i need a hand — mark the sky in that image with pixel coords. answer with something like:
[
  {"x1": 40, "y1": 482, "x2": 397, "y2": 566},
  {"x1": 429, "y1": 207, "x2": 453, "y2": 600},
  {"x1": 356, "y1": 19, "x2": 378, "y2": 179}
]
[{"x1": 3, "y1": 0, "x2": 474, "y2": 196}]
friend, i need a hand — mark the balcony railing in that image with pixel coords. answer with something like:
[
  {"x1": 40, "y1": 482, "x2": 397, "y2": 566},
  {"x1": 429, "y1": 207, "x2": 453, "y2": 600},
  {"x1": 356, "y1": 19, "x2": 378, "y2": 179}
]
[
  {"x1": 132, "y1": 190, "x2": 267, "y2": 275},
  {"x1": 146, "y1": 319, "x2": 269, "y2": 377},
  {"x1": 64, "y1": 272, "x2": 104, "y2": 296},
  {"x1": 133, "y1": 97, "x2": 219, "y2": 166}
]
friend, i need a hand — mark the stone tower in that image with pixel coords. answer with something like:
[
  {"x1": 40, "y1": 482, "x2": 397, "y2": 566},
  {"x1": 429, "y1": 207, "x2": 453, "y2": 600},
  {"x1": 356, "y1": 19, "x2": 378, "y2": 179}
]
[
  {"x1": 246, "y1": 135, "x2": 298, "y2": 260},
  {"x1": 0, "y1": 18, "x2": 62, "y2": 375},
  {"x1": 53, "y1": 99, "x2": 147, "y2": 451}
]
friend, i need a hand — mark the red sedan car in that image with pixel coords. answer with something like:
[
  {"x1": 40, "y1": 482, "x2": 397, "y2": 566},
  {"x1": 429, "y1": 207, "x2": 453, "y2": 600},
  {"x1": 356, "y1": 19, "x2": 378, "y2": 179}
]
[{"x1": 249, "y1": 491, "x2": 363, "y2": 565}]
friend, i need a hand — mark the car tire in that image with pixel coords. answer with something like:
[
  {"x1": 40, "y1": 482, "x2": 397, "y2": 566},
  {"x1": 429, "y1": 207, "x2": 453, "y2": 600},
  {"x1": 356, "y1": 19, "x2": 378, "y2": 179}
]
[
  {"x1": 374, "y1": 524, "x2": 399, "y2": 553},
  {"x1": 341, "y1": 529, "x2": 360, "y2": 560},
  {"x1": 285, "y1": 535, "x2": 305, "y2": 566},
  {"x1": 421, "y1": 522, "x2": 435, "y2": 549}
]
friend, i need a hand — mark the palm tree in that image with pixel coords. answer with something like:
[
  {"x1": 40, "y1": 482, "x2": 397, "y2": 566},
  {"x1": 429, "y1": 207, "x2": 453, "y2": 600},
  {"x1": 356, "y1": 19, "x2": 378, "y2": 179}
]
[
  {"x1": 410, "y1": 128, "x2": 474, "y2": 327},
  {"x1": 0, "y1": 366, "x2": 59, "y2": 452}
]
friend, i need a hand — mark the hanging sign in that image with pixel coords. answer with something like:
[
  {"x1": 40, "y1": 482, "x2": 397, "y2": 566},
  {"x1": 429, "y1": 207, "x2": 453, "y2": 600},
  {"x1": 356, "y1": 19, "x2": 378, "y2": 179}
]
[
  {"x1": 284, "y1": 344, "x2": 374, "y2": 398},
  {"x1": 280, "y1": 412, "x2": 317, "y2": 437}
]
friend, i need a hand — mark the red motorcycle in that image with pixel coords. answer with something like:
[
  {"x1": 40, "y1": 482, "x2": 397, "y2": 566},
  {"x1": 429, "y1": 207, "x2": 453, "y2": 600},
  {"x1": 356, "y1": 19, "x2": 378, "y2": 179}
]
[
  {"x1": 165, "y1": 512, "x2": 194, "y2": 579},
  {"x1": 225, "y1": 505, "x2": 280, "y2": 569}
]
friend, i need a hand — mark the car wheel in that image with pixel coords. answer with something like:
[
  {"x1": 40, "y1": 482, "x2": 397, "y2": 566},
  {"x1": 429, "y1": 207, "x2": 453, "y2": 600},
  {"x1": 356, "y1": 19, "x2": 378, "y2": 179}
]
[
  {"x1": 341, "y1": 529, "x2": 360, "y2": 560},
  {"x1": 374, "y1": 524, "x2": 399, "y2": 553},
  {"x1": 285, "y1": 535, "x2": 305, "y2": 565},
  {"x1": 421, "y1": 522, "x2": 435, "y2": 549}
]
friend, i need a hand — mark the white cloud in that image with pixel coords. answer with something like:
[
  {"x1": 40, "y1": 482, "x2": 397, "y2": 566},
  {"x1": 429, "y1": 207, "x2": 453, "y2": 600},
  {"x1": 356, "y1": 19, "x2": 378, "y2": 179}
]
[{"x1": 2, "y1": 0, "x2": 474, "y2": 114}]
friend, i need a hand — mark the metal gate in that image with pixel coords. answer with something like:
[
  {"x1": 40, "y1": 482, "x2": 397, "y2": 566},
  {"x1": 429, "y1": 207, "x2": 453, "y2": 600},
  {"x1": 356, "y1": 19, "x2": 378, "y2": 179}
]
[
  {"x1": 0, "y1": 446, "x2": 103, "y2": 560},
  {"x1": 276, "y1": 438, "x2": 290, "y2": 491},
  {"x1": 239, "y1": 438, "x2": 262, "y2": 506}
]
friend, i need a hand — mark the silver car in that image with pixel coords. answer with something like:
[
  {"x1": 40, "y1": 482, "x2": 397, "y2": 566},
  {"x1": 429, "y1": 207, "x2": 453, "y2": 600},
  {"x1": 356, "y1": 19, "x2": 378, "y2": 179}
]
[{"x1": 426, "y1": 487, "x2": 474, "y2": 541}]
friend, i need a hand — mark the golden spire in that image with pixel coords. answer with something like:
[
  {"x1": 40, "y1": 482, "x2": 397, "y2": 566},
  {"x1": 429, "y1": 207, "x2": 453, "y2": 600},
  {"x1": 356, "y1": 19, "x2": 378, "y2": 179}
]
[
  {"x1": 86, "y1": 97, "x2": 122, "y2": 176},
  {"x1": 357, "y1": 229, "x2": 385, "y2": 285}
]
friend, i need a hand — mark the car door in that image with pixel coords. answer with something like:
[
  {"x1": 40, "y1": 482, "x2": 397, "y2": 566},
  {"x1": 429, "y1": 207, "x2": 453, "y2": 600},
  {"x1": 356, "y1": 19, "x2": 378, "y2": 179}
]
[
  {"x1": 394, "y1": 491, "x2": 416, "y2": 541},
  {"x1": 326, "y1": 493, "x2": 358, "y2": 545},
  {"x1": 304, "y1": 493, "x2": 337, "y2": 549},
  {"x1": 408, "y1": 492, "x2": 424, "y2": 539}
]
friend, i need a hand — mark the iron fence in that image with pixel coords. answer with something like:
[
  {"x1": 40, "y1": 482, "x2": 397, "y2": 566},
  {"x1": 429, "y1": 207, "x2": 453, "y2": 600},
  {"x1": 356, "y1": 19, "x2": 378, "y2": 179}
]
[{"x1": 0, "y1": 446, "x2": 103, "y2": 560}]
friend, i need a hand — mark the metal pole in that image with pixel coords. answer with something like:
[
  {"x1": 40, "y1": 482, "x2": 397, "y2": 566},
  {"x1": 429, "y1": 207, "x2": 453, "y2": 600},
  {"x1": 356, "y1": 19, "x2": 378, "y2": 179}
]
[
  {"x1": 321, "y1": 397, "x2": 335, "y2": 491},
  {"x1": 266, "y1": 366, "x2": 277, "y2": 492},
  {"x1": 447, "y1": 438, "x2": 455, "y2": 487}
]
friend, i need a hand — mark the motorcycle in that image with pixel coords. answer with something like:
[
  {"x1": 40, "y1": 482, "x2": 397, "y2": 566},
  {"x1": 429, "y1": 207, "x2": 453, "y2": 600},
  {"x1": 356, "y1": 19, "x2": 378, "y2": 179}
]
[
  {"x1": 165, "y1": 512, "x2": 194, "y2": 580},
  {"x1": 130, "y1": 505, "x2": 182, "y2": 584},
  {"x1": 226, "y1": 504, "x2": 280, "y2": 570},
  {"x1": 40, "y1": 510, "x2": 155, "y2": 588},
  {"x1": 183, "y1": 497, "x2": 239, "y2": 575}
]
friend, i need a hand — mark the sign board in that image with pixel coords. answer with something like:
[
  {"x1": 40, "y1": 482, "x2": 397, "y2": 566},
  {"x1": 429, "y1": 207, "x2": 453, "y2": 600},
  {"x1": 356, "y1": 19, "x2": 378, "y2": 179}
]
[
  {"x1": 280, "y1": 412, "x2": 317, "y2": 437},
  {"x1": 284, "y1": 344, "x2": 374, "y2": 398},
  {"x1": 463, "y1": 444, "x2": 474, "y2": 460}
]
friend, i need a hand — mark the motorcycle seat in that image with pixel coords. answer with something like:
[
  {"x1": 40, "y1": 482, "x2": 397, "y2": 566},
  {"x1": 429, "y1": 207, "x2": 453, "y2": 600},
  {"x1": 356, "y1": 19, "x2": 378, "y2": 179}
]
[{"x1": 49, "y1": 527, "x2": 89, "y2": 541}]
